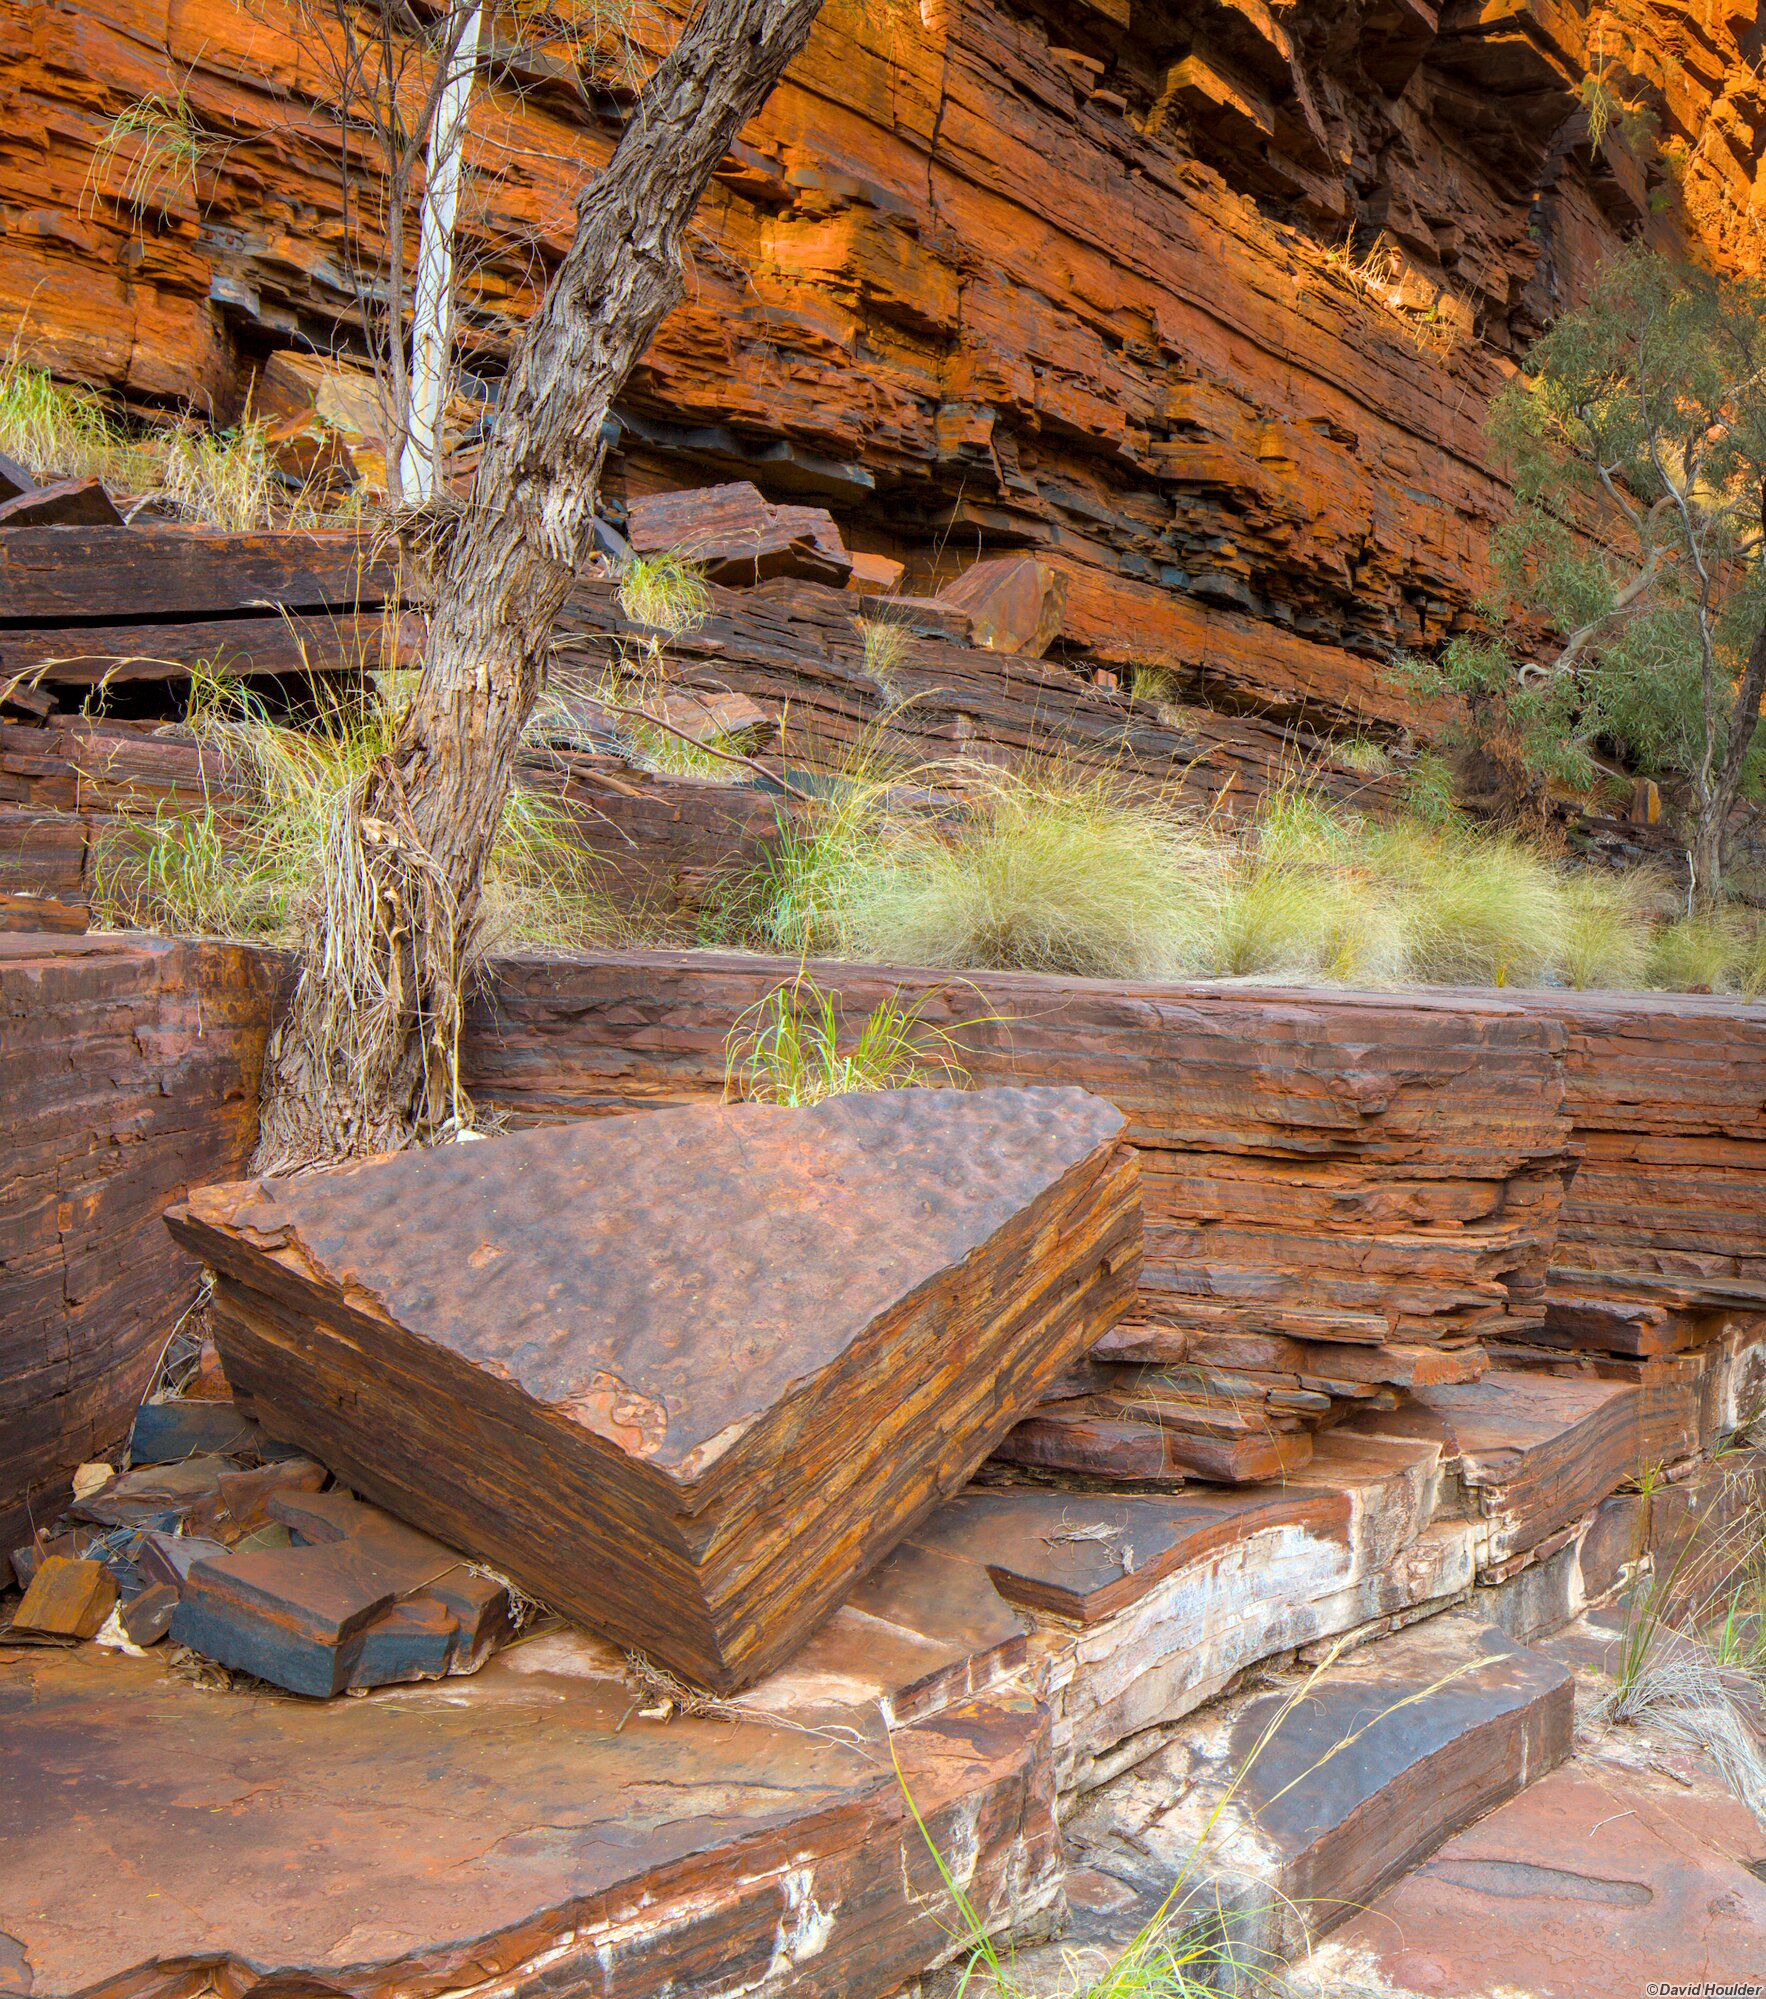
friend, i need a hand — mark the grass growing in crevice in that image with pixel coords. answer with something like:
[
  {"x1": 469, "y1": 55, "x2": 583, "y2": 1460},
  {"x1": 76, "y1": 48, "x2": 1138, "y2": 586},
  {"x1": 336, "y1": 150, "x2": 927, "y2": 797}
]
[
  {"x1": 91, "y1": 668, "x2": 628, "y2": 955},
  {"x1": 571, "y1": 656, "x2": 755, "y2": 781},
  {"x1": 83, "y1": 89, "x2": 211, "y2": 218},
  {"x1": 857, "y1": 612, "x2": 916, "y2": 706},
  {"x1": 1361, "y1": 821, "x2": 1562, "y2": 986},
  {"x1": 1332, "y1": 736, "x2": 1391, "y2": 778},
  {"x1": 894, "y1": 1641, "x2": 1488, "y2": 1997},
  {"x1": 0, "y1": 360, "x2": 129, "y2": 485},
  {"x1": 1601, "y1": 1457, "x2": 1766, "y2": 1824},
  {"x1": 1556, "y1": 870, "x2": 1658, "y2": 991},
  {"x1": 0, "y1": 356, "x2": 342, "y2": 530},
  {"x1": 560, "y1": 551, "x2": 758, "y2": 779},
  {"x1": 723, "y1": 973, "x2": 972, "y2": 1106},
  {"x1": 617, "y1": 551, "x2": 711, "y2": 636}
]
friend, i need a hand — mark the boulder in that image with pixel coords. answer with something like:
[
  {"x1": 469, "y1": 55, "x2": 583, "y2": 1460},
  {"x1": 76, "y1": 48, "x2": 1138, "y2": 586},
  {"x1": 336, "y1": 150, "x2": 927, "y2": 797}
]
[
  {"x1": 167, "y1": 1087, "x2": 1139, "y2": 1689},
  {"x1": 936, "y1": 556, "x2": 1067, "y2": 657}
]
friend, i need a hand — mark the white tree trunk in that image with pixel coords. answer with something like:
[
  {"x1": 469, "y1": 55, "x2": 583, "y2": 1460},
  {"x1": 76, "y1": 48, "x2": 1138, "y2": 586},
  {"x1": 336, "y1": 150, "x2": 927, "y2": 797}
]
[{"x1": 398, "y1": 4, "x2": 483, "y2": 504}]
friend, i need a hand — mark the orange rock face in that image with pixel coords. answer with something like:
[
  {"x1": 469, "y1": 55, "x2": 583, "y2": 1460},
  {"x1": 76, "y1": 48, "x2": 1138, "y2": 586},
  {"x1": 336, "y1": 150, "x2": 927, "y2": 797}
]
[{"x1": 2, "y1": 0, "x2": 1762, "y2": 736}]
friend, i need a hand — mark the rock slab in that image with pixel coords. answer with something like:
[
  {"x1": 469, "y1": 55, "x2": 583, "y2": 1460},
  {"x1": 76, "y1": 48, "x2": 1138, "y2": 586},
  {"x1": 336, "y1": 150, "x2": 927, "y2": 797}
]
[
  {"x1": 167, "y1": 1086, "x2": 1139, "y2": 1689},
  {"x1": 0, "y1": 1640, "x2": 1056, "y2": 1999}
]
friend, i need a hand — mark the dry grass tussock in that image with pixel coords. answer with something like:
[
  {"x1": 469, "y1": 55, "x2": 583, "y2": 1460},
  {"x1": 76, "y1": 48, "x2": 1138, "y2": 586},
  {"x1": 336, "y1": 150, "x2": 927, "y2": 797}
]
[
  {"x1": 845, "y1": 762, "x2": 1224, "y2": 982},
  {"x1": 731, "y1": 763, "x2": 1765, "y2": 995},
  {"x1": 1600, "y1": 1454, "x2": 1766, "y2": 1824},
  {"x1": 91, "y1": 668, "x2": 631, "y2": 958},
  {"x1": 0, "y1": 356, "x2": 346, "y2": 531}
]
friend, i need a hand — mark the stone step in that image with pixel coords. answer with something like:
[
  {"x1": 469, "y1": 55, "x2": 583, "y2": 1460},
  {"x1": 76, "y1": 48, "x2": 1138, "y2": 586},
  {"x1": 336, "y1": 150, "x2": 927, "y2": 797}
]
[
  {"x1": 0, "y1": 1618, "x2": 1059, "y2": 1999},
  {"x1": 963, "y1": 1615, "x2": 1573, "y2": 1995},
  {"x1": 1351, "y1": 1369, "x2": 1647, "y2": 1572},
  {"x1": 1289, "y1": 1738, "x2": 1766, "y2": 1997}
]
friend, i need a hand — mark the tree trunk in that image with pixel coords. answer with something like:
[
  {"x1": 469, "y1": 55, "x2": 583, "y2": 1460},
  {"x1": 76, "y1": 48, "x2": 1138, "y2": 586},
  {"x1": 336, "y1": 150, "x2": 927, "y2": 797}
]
[{"x1": 256, "y1": 0, "x2": 827, "y2": 1168}]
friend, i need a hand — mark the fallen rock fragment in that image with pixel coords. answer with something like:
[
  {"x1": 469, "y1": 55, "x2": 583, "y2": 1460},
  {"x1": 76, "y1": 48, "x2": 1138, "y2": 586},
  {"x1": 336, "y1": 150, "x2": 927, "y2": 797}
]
[
  {"x1": 12, "y1": 1555, "x2": 117, "y2": 1638},
  {"x1": 119, "y1": 1580, "x2": 179, "y2": 1646},
  {"x1": 69, "y1": 1455, "x2": 236, "y2": 1532},
  {"x1": 626, "y1": 480, "x2": 854, "y2": 588},
  {"x1": 254, "y1": 350, "x2": 401, "y2": 493},
  {"x1": 168, "y1": 1087, "x2": 1139, "y2": 1689},
  {"x1": 128, "y1": 1397, "x2": 263, "y2": 1465},
  {"x1": 460, "y1": 954, "x2": 1580, "y2": 1481},
  {"x1": 935, "y1": 555, "x2": 1067, "y2": 656},
  {"x1": 0, "y1": 476, "x2": 125, "y2": 528}
]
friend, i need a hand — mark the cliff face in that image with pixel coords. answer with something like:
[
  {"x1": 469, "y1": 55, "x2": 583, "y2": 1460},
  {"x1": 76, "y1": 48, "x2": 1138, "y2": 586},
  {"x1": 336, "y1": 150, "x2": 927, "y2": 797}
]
[{"x1": 3, "y1": 0, "x2": 1762, "y2": 734}]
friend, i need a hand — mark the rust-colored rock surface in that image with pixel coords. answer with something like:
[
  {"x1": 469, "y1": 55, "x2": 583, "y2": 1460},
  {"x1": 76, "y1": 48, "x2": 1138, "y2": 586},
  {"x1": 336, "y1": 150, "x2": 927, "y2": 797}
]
[
  {"x1": 627, "y1": 480, "x2": 853, "y2": 586},
  {"x1": 0, "y1": 934, "x2": 281, "y2": 1548},
  {"x1": 551, "y1": 568, "x2": 1414, "y2": 823},
  {"x1": 1475, "y1": 993, "x2": 1766, "y2": 1470},
  {"x1": 0, "y1": 1641, "x2": 1057, "y2": 1999},
  {"x1": 1535, "y1": 988, "x2": 1766, "y2": 1297},
  {"x1": 461, "y1": 949, "x2": 1577, "y2": 1472},
  {"x1": 1291, "y1": 1754, "x2": 1766, "y2": 1999},
  {"x1": 167, "y1": 1087, "x2": 1140, "y2": 1689},
  {"x1": 0, "y1": 524, "x2": 400, "y2": 691},
  {"x1": 5, "y1": 1, "x2": 1760, "y2": 758}
]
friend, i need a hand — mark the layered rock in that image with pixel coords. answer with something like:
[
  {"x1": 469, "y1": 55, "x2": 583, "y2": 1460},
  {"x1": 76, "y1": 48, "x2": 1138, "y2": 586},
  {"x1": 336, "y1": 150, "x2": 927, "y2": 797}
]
[
  {"x1": 0, "y1": 934, "x2": 281, "y2": 1546},
  {"x1": 461, "y1": 948, "x2": 1580, "y2": 1477},
  {"x1": 167, "y1": 1087, "x2": 1140, "y2": 1689},
  {"x1": 1476, "y1": 991, "x2": 1766, "y2": 1464},
  {"x1": 4, "y1": 0, "x2": 1759, "y2": 756},
  {"x1": 0, "y1": 1641, "x2": 1059, "y2": 1999},
  {"x1": 0, "y1": 524, "x2": 400, "y2": 692}
]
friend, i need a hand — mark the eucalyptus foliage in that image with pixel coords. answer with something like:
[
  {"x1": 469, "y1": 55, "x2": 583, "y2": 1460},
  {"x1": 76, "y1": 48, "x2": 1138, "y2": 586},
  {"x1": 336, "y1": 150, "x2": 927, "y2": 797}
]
[{"x1": 1407, "y1": 248, "x2": 1766, "y2": 905}]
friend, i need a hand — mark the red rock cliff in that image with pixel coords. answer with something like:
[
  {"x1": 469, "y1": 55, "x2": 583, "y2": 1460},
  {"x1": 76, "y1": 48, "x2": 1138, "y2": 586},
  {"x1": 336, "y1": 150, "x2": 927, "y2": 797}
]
[{"x1": 2, "y1": 0, "x2": 1761, "y2": 732}]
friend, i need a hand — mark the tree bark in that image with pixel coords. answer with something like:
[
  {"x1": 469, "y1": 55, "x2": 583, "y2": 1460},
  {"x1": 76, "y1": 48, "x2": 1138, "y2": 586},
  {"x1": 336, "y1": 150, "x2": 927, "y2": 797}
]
[
  {"x1": 1687, "y1": 484, "x2": 1766, "y2": 913},
  {"x1": 256, "y1": 0, "x2": 827, "y2": 1167},
  {"x1": 1688, "y1": 617, "x2": 1766, "y2": 911}
]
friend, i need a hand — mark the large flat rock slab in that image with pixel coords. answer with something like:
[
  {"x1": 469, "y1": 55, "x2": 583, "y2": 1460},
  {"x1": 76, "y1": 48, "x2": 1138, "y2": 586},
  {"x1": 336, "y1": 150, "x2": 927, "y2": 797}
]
[
  {"x1": 459, "y1": 951, "x2": 1578, "y2": 1476},
  {"x1": 1290, "y1": 1754, "x2": 1766, "y2": 1998},
  {"x1": 0, "y1": 1635, "x2": 1056, "y2": 1999},
  {"x1": 167, "y1": 1087, "x2": 1137, "y2": 1689}
]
